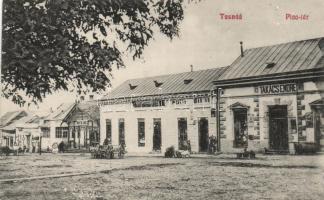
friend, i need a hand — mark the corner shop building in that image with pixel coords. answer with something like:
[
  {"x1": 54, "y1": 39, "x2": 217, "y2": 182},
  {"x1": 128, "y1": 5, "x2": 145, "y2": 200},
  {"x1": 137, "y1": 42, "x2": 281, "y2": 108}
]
[{"x1": 214, "y1": 38, "x2": 324, "y2": 153}]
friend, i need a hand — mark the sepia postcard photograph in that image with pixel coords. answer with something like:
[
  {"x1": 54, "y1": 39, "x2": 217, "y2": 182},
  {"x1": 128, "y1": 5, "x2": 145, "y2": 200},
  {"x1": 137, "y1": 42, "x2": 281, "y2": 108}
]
[{"x1": 0, "y1": 0, "x2": 324, "y2": 199}]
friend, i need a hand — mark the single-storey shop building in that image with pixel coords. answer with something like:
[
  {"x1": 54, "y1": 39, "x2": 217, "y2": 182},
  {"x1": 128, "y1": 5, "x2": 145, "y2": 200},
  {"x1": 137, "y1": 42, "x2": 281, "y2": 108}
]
[
  {"x1": 99, "y1": 68, "x2": 227, "y2": 153},
  {"x1": 213, "y1": 38, "x2": 324, "y2": 153}
]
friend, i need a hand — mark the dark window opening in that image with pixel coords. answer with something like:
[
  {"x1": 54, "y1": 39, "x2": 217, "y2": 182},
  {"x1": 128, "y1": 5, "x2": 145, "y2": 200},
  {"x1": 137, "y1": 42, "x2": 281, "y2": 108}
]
[
  {"x1": 265, "y1": 62, "x2": 276, "y2": 68},
  {"x1": 198, "y1": 118, "x2": 209, "y2": 152},
  {"x1": 129, "y1": 84, "x2": 137, "y2": 90},
  {"x1": 184, "y1": 79, "x2": 193, "y2": 84},
  {"x1": 153, "y1": 118, "x2": 162, "y2": 151},
  {"x1": 41, "y1": 127, "x2": 50, "y2": 138},
  {"x1": 178, "y1": 118, "x2": 188, "y2": 150},
  {"x1": 105, "y1": 119, "x2": 112, "y2": 144},
  {"x1": 138, "y1": 118, "x2": 145, "y2": 147},
  {"x1": 119, "y1": 118, "x2": 125, "y2": 146},
  {"x1": 154, "y1": 80, "x2": 163, "y2": 87}
]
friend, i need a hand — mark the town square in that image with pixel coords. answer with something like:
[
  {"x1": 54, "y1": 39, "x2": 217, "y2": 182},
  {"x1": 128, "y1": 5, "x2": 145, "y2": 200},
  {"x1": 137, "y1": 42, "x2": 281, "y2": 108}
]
[{"x1": 1, "y1": 0, "x2": 324, "y2": 199}]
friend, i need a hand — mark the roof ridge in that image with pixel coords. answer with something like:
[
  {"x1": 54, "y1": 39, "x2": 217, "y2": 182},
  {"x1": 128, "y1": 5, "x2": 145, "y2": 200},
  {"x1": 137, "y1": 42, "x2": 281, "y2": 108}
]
[
  {"x1": 126, "y1": 66, "x2": 228, "y2": 83},
  {"x1": 244, "y1": 37, "x2": 323, "y2": 52}
]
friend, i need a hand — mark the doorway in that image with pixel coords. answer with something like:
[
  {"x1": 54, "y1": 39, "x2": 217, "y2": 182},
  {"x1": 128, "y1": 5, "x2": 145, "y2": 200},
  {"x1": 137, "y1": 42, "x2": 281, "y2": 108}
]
[
  {"x1": 178, "y1": 118, "x2": 188, "y2": 150},
  {"x1": 153, "y1": 118, "x2": 161, "y2": 151},
  {"x1": 198, "y1": 118, "x2": 209, "y2": 152},
  {"x1": 233, "y1": 109, "x2": 248, "y2": 148},
  {"x1": 269, "y1": 105, "x2": 288, "y2": 151}
]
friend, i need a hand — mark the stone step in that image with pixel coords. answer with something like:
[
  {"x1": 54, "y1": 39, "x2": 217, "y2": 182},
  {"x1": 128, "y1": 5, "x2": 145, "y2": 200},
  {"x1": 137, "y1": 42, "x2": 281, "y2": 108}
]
[{"x1": 264, "y1": 149, "x2": 290, "y2": 155}]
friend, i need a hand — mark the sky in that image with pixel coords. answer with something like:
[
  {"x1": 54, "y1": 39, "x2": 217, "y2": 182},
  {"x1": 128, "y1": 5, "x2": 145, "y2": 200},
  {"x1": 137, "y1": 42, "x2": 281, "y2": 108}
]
[{"x1": 1, "y1": 0, "x2": 324, "y2": 115}]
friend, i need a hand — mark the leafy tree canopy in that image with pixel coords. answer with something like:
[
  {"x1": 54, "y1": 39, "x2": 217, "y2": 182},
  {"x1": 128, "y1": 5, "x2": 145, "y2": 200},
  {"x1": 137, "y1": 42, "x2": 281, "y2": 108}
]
[{"x1": 2, "y1": 0, "x2": 184, "y2": 106}]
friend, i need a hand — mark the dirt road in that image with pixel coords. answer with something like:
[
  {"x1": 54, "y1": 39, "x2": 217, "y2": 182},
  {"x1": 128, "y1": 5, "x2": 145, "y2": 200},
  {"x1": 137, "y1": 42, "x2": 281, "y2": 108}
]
[{"x1": 0, "y1": 153, "x2": 323, "y2": 200}]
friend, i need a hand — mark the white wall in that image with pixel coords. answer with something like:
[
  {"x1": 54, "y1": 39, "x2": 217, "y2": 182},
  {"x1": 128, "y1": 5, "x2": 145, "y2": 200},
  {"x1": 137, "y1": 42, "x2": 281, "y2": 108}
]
[{"x1": 100, "y1": 97, "x2": 216, "y2": 153}]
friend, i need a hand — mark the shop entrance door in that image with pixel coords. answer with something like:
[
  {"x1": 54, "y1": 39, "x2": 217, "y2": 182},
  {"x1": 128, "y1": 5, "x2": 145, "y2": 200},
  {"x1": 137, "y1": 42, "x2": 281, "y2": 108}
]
[
  {"x1": 153, "y1": 118, "x2": 161, "y2": 151},
  {"x1": 198, "y1": 118, "x2": 209, "y2": 152},
  {"x1": 269, "y1": 105, "x2": 288, "y2": 151},
  {"x1": 178, "y1": 118, "x2": 188, "y2": 150}
]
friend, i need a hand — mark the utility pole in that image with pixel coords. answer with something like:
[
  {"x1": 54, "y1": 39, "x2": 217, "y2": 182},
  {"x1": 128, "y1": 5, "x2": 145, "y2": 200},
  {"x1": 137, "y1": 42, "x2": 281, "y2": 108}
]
[
  {"x1": 39, "y1": 136, "x2": 42, "y2": 155},
  {"x1": 216, "y1": 87, "x2": 222, "y2": 152}
]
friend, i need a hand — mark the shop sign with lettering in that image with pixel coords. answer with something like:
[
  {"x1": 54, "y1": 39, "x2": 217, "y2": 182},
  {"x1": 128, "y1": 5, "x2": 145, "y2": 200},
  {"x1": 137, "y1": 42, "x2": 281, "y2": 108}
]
[
  {"x1": 75, "y1": 120, "x2": 88, "y2": 126},
  {"x1": 255, "y1": 83, "x2": 297, "y2": 94}
]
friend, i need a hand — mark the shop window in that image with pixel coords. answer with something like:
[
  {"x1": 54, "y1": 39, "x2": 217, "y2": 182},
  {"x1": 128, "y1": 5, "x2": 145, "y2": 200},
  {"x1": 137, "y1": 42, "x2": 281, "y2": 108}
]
[
  {"x1": 55, "y1": 127, "x2": 68, "y2": 138},
  {"x1": 138, "y1": 118, "x2": 145, "y2": 147},
  {"x1": 106, "y1": 119, "x2": 112, "y2": 144},
  {"x1": 41, "y1": 127, "x2": 50, "y2": 138},
  {"x1": 233, "y1": 109, "x2": 248, "y2": 148},
  {"x1": 119, "y1": 118, "x2": 125, "y2": 146}
]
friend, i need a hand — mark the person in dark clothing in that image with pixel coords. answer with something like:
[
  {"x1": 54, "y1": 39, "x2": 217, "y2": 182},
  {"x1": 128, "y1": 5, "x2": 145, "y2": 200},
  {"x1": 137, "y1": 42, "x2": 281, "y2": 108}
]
[
  {"x1": 58, "y1": 141, "x2": 65, "y2": 153},
  {"x1": 103, "y1": 138, "x2": 109, "y2": 145}
]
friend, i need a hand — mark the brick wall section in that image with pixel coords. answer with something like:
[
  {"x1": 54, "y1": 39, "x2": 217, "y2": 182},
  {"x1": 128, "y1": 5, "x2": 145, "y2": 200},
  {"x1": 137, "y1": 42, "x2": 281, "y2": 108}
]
[
  {"x1": 219, "y1": 98, "x2": 226, "y2": 138},
  {"x1": 296, "y1": 82, "x2": 306, "y2": 141},
  {"x1": 253, "y1": 96, "x2": 260, "y2": 139}
]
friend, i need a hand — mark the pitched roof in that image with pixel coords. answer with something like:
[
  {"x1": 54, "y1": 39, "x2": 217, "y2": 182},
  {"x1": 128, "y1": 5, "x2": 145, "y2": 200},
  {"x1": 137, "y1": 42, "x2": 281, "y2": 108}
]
[
  {"x1": 215, "y1": 37, "x2": 324, "y2": 84},
  {"x1": 0, "y1": 110, "x2": 28, "y2": 128},
  {"x1": 103, "y1": 67, "x2": 228, "y2": 99},
  {"x1": 45, "y1": 103, "x2": 76, "y2": 121},
  {"x1": 0, "y1": 111, "x2": 35, "y2": 131},
  {"x1": 77, "y1": 101, "x2": 99, "y2": 120}
]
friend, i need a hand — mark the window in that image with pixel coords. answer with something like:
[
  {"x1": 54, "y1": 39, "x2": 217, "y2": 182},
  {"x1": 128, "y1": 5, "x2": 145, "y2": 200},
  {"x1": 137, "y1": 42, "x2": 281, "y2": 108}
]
[
  {"x1": 233, "y1": 109, "x2": 248, "y2": 148},
  {"x1": 106, "y1": 119, "x2": 112, "y2": 144},
  {"x1": 154, "y1": 80, "x2": 163, "y2": 87},
  {"x1": 138, "y1": 118, "x2": 145, "y2": 147},
  {"x1": 41, "y1": 127, "x2": 50, "y2": 138},
  {"x1": 129, "y1": 84, "x2": 137, "y2": 90},
  {"x1": 55, "y1": 127, "x2": 68, "y2": 138},
  {"x1": 265, "y1": 62, "x2": 276, "y2": 69},
  {"x1": 184, "y1": 79, "x2": 193, "y2": 84},
  {"x1": 194, "y1": 96, "x2": 210, "y2": 104},
  {"x1": 119, "y1": 118, "x2": 125, "y2": 146}
]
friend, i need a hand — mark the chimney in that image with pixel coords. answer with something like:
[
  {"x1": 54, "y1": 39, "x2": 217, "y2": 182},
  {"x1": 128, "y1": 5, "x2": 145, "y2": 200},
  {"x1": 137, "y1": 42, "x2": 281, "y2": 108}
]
[
  {"x1": 190, "y1": 65, "x2": 193, "y2": 72},
  {"x1": 240, "y1": 41, "x2": 244, "y2": 57}
]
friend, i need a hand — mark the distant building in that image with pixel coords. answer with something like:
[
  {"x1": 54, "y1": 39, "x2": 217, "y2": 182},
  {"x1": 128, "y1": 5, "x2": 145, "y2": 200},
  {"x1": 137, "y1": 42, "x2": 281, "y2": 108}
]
[
  {"x1": 213, "y1": 37, "x2": 324, "y2": 153},
  {"x1": 99, "y1": 67, "x2": 227, "y2": 153},
  {"x1": 40, "y1": 103, "x2": 76, "y2": 150},
  {"x1": 16, "y1": 114, "x2": 46, "y2": 152},
  {"x1": 62, "y1": 100, "x2": 100, "y2": 149},
  {"x1": 0, "y1": 100, "x2": 100, "y2": 152},
  {"x1": 0, "y1": 110, "x2": 30, "y2": 148}
]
